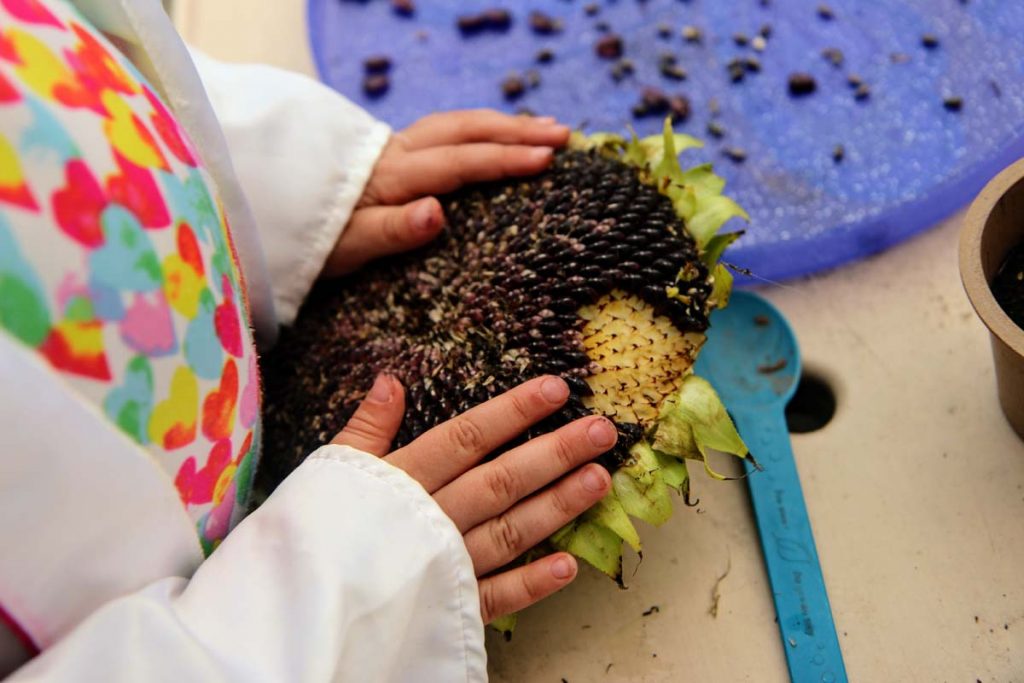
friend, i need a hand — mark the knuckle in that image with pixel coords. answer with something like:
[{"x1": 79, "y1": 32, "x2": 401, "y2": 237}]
[
  {"x1": 450, "y1": 417, "x2": 486, "y2": 454},
  {"x1": 551, "y1": 433, "x2": 578, "y2": 470},
  {"x1": 479, "y1": 582, "x2": 499, "y2": 623},
  {"x1": 508, "y1": 391, "x2": 535, "y2": 423},
  {"x1": 488, "y1": 513, "x2": 524, "y2": 557},
  {"x1": 519, "y1": 569, "x2": 544, "y2": 603},
  {"x1": 549, "y1": 485, "x2": 576, "y2": 519},
  {"x1": 334, "y1": 412, "x2": 380, "y2": 443},
  {"x1": 482, "y1": 462, "x2": 520, "y2": 505}
]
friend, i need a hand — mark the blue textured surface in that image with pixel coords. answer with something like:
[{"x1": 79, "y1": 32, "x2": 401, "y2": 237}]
[
  {"x1": 696, "y1": 291, "x2": 847, "y2": 683},
  {"x1": 309, "y1": 0, "x2": 1024, "y2": 281}
]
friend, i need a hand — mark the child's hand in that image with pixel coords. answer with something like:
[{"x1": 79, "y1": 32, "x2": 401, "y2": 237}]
[
  {"x1": 323, "y1": 110, "x2": 571, "y2": 277},
  {"x1": 331, "y1": 374, "x2": 614, "y2": 624}
]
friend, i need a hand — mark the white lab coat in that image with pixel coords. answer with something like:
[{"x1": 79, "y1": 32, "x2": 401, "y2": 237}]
[{"x1": 0, "y1": 0, "x2": 486, "y2": 680}]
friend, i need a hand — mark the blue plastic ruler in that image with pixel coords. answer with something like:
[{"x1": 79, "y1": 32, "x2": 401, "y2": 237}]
[{"x1": 732, "y1": 408, "x2": 849, "y2": 683}]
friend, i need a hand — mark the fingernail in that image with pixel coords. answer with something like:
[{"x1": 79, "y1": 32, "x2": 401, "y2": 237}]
[
  {"x1": 535, "y1": 116, "x2": 557, "y2": 125},
  {"x1": 581, "y1": 465, "x2": 608, "y2": 493},
  {"x1": 412, "y1": 199, "x2": 439, "y2": 236},
  {"x1": 551, "y1": 555, "x2": 576, "y2": 580},
  {"x1": 587, "y1": 419, "x2": 617, "y2": 448},
  {"x1": 540, "y1": 377, "x2": 569, "y2": 404},
  {"x1": 367, "y1": 374, "x2": 392, "y2": 403},
  {"x1": 529, "y1": 147, "x2": 554, "y2": 163}
]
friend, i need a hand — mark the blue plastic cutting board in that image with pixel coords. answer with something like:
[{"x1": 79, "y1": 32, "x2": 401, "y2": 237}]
[{"x1": 308, "y1": 0, "x2": 1024, "y2": 282}]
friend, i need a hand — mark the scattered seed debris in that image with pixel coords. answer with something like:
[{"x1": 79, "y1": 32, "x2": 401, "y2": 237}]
[
  {"x1": 661, "y1": 63, "x2": 687, "y2": 80},
  {"x1": 754, "y1": 315, "x2": 770, "y2": 326},
  {"x1": 744, "y1": 56, "x2": 762, "y2": 73},
  {"x1": 832, "y1": 144, "x2": 845, "y2": 163},
  {"x1": 583, "y1": 2, "x2": 599, "y2": 16},
  {"x1": 758, "y1": 358, "x2": 788, "y2": 373},
  {"x1": 524, "y1": 69, "x2": 541, "y2": 89},
  {"x1": 817, "y1": 4, "x2": 835, "y2": 20},
  {"x1": 658, "y1": 23, "x2": 672, "y2": 38},
  {"x1": 890, "y1": 52, "x2": 910, "y2": 64},
  {"x1": 595, "y1": 34, "x2": 624, "y2": 59},
  {"x1": 362, "y1": 73, "x2": 389, "y2": 97},
  {"x1": 605, "y1": 663, "x2": 614, "y2": 674},
  {"x1": 391, "y1": 0, "x2": 415, "y2": 17},
  {"x1": 501, "y1": 74, "x2": 526, "y2": 100},
  {"x1": 363, "y1": 55, "x2": 392, "y2": 73},
  {"x1": 709, "y1": 557, "x2": 732, "y2": 618},
  {"x1": 944, "y1": 95, "x2": 964, "y2": 111},
  {"x1": 668, "y1": 95, "x2": 691, "y2": 122},
  {"x1": 594, "y1": 20, "x2": 610, "y2": 33},
  {"x1": 723, "y1": 146, "x2": 747, "y2": 163},
  {"x1": 610, "y1": 59, "x2": 634, "y2": 82},
  {"x1": 515, "y1": 107, "x2": 536, "y2": 116},
  {"x1": 733, "y1": 33, "x2": 750, "y2": 47},
  {"x1": 788, "y1": 72, "x2": 817, "y2": 96},
  {"x1": 922, "y1": 33, "x2": 940, "y2": 49},
  {"x1": 682, "y1": 25, "x2": 703, "y2": 43},
  {"x1": 642, "y1": 605, "x2": 661, "y2": 617},
  {"x1": 751, "y1": 35, "x2": 767, "y2": 52},
  {"x1": 529, "y1": 10, "x2": 562, "y2": 35},
  {"x1": 707, "y1": 121, "x2": 726, "y2": 139},
  {"x1": 854, "y1": 83, "x2": 871, "y2": 100},
  {"x1": 728, "y1": 58, "x2": 747, "y2": 83},
  {"x1": 482, "y1": 8, "x2": 512, "y2": 30},
  {"x1": 536, "y1": 48, "x2": 554, "y2": 64},
  {"x1": 822, "y1": 47, "x2": 844, "y2": 68},
  {"x1": 709, "y1": 97, "x2": 721, "y2": 116},
  {"x1": 788, "y1": 637, "x2": 798, "y2": 647},
  {"x1": 759, "y1": 23, "x2": 773, "y2": 39},
  {"x1": 847, "y1": 73, "x2": 864, "y2": 88}
]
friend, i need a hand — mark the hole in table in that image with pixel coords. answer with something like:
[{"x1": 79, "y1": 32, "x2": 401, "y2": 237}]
[{"x1": 785, "y1": 373, "x2": 836, "y2": 433}]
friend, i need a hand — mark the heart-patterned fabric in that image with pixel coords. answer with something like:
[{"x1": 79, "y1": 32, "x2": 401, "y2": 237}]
[{"x1": 0, "y1": 0, "x2": 260, "y2": 554}]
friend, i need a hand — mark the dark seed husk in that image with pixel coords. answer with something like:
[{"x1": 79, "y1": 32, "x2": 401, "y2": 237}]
[
  {"x1": 363, "y1": 73, "x2": 389, "y2": 97},
  {"x1": 501, "y1": 75, "x2": 526, "y2": 100},
  {"x1": 943, "y1": 96, "x2": 963, "y2": 112},
  {"x1": 596, "y1": 34, "x2": 624, "y2": 59},
  {"x1": 391, "y1": 0, "x2": 415, "y2": 17},
  {"x1": 822, "y1": 48, "x2": 844, "y2": 68},
  {"x1": 529, "y1": 10, "x2": 562, "y2": 35},
  {"x1": 788, "y1": 72, "x2": 817, "y2": 96},
  {"x1": 363, "y1": 55, "x2": 392, "y2": 73}
]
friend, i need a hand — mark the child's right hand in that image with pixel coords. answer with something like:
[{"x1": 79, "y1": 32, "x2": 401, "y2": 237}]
[{"x1": 331, "y1": 375, "x2": 615, "y2": 624}]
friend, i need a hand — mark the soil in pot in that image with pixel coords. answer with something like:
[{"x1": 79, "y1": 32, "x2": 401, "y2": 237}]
[{"x1": 992, "y1": 243, "x2": 1024, "y2": 329}]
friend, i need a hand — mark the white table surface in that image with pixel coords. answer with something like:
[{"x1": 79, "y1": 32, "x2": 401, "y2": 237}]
[{"x1": 173, "y1": 3, "x2": 1024, "y2": 680}]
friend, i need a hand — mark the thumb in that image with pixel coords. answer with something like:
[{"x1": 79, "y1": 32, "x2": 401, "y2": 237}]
[
  {"x1": 332, "y1": 374, "x2": 406, "y2": 456},
  {"x1": 323, "y1": 196, "x2": 444, "y2": 277}
]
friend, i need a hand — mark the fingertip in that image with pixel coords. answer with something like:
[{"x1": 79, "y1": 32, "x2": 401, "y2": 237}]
[
  {"x1": 410, "y1": 196, "x2": 445, "y2": 238},
  {"x1": 580, "y1": 463, "x2": 611, "y2": 493},
  {"x1": 366, "y1": 373, "x2": 394, "y2": 404},
  {"x1": 528, "y1": 146, "x2": 555, "y2": 165},
  {"x1": 550, "y1": 553, "x2": 577, "y2": 581},
  {"x1": 539, "y1": 375, "x2": 569, "y2": 404}
]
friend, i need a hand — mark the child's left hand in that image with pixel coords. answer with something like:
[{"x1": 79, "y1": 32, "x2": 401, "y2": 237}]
[{"x1": 322, "y1": 110, "x2": 571, "y2": 277}]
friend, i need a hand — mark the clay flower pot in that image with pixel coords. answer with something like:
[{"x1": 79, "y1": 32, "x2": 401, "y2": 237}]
[{"x1": 961, "y1": 158, "x2": 1024, "y2": 439}]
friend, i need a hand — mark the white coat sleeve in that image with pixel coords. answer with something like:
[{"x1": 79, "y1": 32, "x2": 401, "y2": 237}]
[
  {"x1": 189, "y1": 51, "x2": 391, "y2": 326},
  {"x1": 8, "y1": 445, "x2": 487, "y2": 682}
]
